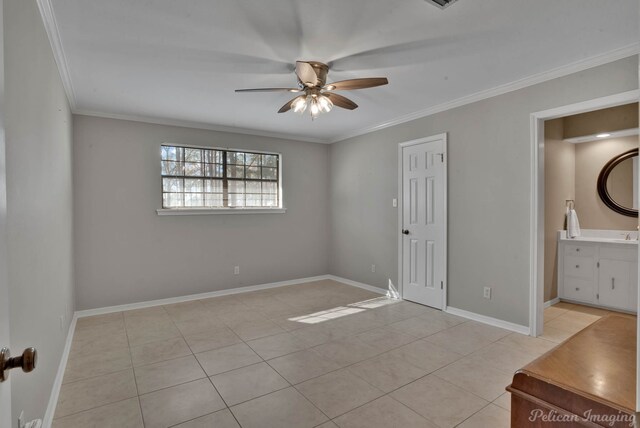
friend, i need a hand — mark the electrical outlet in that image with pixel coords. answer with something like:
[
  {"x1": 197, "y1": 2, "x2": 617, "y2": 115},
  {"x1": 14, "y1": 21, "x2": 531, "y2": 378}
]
[
  {"x1": 371, "y1": 264, "x2": 376, "y2": 273},
  {"x1": 392, "y1": 198, "x2": 398, "y2": 208},
  {"x1": 234, "y1": 266, "x2": 240, "y2": 275},
  {"x1": 483, "y1": 287, "x2": 492, "y2": 300}
]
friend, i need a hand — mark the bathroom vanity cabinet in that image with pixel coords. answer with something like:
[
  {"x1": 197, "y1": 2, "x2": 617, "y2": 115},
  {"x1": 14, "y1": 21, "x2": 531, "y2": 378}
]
[{"x1": 557, "y1": 230, "x2": 638, "y2": 313}]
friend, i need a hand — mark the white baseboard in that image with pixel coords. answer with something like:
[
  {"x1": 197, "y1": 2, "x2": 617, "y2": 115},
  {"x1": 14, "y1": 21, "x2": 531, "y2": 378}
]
[
  {"x1": 445, "y1": 306, "x2": 531, "y2": 335},
  {"x1": 544, "y1": 297, "x2": 560, "y2": 308},
  {"x1": 42, "y1": 314, "x2": 77, "y2": 427},
  {"x1": 325, "y1": 275, "x2": 389, "y2": 296},
  {"x1": 75, "y1": 275, "x2": 332, "y2": 318}
]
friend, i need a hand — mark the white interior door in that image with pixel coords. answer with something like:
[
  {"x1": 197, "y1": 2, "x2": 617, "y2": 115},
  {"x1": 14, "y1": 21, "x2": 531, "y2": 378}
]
[
  {"x1": 401, "y1": 135, "x2": 447, "y2": 309},
  {"x1": 0, "y1": 151, "x2": 10, "y2": 428},
  {"x1": 0, "y1": 0, "x2": 10, "y2": 424}
]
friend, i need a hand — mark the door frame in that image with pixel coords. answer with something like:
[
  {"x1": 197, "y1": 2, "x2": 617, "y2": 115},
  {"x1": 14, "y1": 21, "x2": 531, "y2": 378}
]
[
  {"x1": 397, "y1": 133, "x2": 448, "y2": 309},
  {"x1": 528, "y1": 89, "x2": 639, "y2": 338}
]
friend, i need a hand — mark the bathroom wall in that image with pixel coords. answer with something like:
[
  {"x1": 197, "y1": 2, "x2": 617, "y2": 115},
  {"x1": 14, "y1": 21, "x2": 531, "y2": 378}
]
[
  {"x1": 563, "y1": 103, "x2": 638, "y2": 138},
  {"x1": 544, "y1": 119, "x2": 575, "y2": 302},
  {"x1": 575, "y1": 135, "x2": 638, "y2": 230}
]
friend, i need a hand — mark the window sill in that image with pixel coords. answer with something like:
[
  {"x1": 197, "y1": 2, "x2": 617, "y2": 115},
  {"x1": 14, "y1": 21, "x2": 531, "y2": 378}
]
[{"x1": 156, "y1": 208, "x2": 287, "y2": 216}]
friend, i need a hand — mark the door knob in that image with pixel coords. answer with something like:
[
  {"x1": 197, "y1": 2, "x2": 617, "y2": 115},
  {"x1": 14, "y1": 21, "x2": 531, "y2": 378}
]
[
  {"x1": 402, "y1": 229, "x2": 410, "y2": 235},
  {"x1": 0, "y1": 347, "x2": 37, "y2": 382}
]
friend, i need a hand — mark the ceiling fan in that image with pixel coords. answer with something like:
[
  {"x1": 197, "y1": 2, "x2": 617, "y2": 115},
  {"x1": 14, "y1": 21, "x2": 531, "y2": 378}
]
[{"x1": 235, "y1": 61, "x2": 388, "y2": 119}]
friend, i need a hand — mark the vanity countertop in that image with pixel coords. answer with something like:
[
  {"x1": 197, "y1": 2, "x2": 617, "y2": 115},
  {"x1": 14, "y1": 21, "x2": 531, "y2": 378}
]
[{"x1": 558, "y1": 229, "x2": 638, "y2": 245}]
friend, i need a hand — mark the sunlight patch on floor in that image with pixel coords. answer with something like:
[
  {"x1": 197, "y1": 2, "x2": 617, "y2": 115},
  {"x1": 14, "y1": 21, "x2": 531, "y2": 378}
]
[{"x1": 288, "y1": 296, "x2": 400, "y2": 324}]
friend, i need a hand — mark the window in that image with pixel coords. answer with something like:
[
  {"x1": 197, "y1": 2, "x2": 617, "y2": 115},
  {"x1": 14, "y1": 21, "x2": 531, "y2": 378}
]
[{"x1": 161, "y1": 145, "x2": 281, "y2": 209}]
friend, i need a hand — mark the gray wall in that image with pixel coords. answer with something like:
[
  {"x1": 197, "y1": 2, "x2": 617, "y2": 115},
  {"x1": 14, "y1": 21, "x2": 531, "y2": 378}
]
[
  {"x1": 5, "y1": 0, "x2": 75, "y2": 422},
  {"x1": 329, "y1": 56, "x2": 639, "y2": 327},
  {"x1": 73, "y1": 115, "x2": 330, "y2": 310}
]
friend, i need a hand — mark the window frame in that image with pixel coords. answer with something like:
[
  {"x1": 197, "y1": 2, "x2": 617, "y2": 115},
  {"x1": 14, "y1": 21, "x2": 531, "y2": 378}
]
[{"x1": 156, "y1": 143, "x2": 285, "y2": 215}]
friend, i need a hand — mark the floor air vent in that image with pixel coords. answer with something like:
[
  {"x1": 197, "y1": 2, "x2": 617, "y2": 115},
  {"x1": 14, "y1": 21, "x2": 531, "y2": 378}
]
[{"x1": 424, "y1": 0, "x2": 458, "y2": 9}]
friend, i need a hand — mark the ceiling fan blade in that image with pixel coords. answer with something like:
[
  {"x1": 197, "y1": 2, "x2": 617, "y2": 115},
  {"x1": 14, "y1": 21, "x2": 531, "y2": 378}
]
[
  {"x1": 278, "y1": 95, "x2": 305, "y2": 113},
  {"x1": 235, "y1": 88, "x2": 301, "y2": 93},
  {"x1": 296, "y1": 61, "x2": 318, "y2": 87},
  {"x1": 325, "y1": 93, "x2": 358, "y2": 110},
  {"x1": 324, "y1": 77, "x2": 388, "y2": 91}
]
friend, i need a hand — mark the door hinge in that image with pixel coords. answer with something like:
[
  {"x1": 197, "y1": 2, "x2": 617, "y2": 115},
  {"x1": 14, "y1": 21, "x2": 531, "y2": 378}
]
[
  {"x1": 596, "y1": 293, "x2": 599, "y2": 300},
  {"x1": 597, "y1": 261, "x2": 600, "y2": 268},
  {"x1": 440, "y1": 281, "x2": 443, "y2": 290},
  {"x1": 438, "y1": 153, "x2": 445, "y2": 163}
]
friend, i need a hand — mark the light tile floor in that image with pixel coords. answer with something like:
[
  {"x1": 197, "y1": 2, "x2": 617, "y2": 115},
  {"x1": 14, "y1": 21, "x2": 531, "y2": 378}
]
[{"x1": 53, "y1": 280, "x2": 627, "y2": 428}]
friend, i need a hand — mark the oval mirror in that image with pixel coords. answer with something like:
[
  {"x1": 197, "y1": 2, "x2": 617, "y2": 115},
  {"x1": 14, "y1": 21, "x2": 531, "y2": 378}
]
[{"x1": 597, "y1": 148, "x2": 638, "y2": 217}]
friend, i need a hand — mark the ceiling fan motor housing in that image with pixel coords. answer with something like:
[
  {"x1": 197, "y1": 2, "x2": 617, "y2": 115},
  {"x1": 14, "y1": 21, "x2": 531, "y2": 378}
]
[{"x1": 301, "y1": 61, "x2": 329, "y2": 87}]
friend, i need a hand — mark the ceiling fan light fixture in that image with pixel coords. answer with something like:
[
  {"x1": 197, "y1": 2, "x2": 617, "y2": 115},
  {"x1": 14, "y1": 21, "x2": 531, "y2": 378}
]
[
  {"x1": 318, "y1": 95, "x2": 333, "y2": 113},
  {"x1": 292, "y1": 96, "x2": 308, "y2": 114},
  {"x1": 309, "y1": 100, "x2": 320, "y2": 119},
  {"x1": 237, "y1": 60, "x2": 387, "y2": 117}
]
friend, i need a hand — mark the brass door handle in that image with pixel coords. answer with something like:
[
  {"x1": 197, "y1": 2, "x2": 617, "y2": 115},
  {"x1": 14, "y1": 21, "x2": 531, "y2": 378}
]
[{"x1": 0, "y1": 347, "x2": 37, "y2": 382}]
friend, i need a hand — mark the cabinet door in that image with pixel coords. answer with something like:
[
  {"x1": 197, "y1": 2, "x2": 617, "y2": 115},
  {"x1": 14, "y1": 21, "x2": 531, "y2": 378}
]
[{"x1": 598, "y1": 259, "x2": 632, "y2": 310}]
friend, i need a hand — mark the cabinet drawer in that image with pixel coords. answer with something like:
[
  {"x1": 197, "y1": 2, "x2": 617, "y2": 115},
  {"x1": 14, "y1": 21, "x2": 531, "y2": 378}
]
[
  {"x1": 563, "y1": 277, "x2": 594, "y2": 302},
  {"x1": 563, "y1": 244, "x2": 596, "y2": 257},
  {"x1": 563, "y1": 256, "x2": 595, "y2": 279}
]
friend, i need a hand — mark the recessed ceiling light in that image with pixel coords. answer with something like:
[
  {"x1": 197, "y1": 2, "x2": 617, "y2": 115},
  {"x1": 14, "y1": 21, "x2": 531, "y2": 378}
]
[{"x1": 596, "y1": 133, "x2": 611, "y2": 138}]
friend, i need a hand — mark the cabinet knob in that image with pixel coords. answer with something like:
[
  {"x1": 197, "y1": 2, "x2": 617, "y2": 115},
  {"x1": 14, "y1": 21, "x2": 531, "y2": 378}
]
[
  {"x1": 576, "y1": 248, "x2": 580, "y2": 252},
  {"x1": 575, "y1": 287, "x2": 580, "y2": 291},
  {"x1": 575, "y1": 265, "x2": 579, "y2": 268}
]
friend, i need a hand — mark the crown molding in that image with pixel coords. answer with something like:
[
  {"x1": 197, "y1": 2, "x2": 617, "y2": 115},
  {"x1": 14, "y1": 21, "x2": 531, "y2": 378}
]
[
  {"x1": 73, "y1": 109, "x2": 330, "y2": 144},
  {"x1": 329, "y1": 43, "x2": 640, "y2": 143},
  {"x1": 36, "y1": 0, "x2": 77, "y2": 110}
]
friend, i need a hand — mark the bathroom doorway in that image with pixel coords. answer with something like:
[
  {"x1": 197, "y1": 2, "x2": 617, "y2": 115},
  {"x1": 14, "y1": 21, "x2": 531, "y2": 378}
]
[{"x1": 530, "y1": 90, "x2": 639, "y2": 339}]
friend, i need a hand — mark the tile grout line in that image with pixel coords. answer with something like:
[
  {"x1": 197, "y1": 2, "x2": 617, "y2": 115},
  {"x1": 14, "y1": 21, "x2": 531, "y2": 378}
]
[{"x1": 52, "y1": 396, "x2": 141, "y2": 422}]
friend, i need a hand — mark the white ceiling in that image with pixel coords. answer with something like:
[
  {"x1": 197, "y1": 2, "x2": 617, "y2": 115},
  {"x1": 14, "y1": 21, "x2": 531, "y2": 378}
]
[{"x1": 49, "y1": 0, "x2": 638, "y2": 143}]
